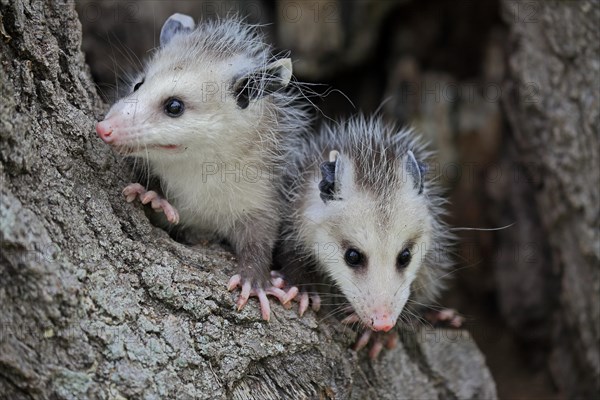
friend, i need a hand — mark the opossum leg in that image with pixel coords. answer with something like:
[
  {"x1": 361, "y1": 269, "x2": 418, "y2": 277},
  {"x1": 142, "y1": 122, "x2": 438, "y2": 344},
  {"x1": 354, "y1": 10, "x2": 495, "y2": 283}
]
[
  {"x1": 424, "y1": 308, "x2": 464, "y2": 328},
  {"x1": 122, "y1": 183, "x2": 180, "y2": 224},
  {"x1": 226, "y1": 216, "x2": 288, "y2": 321}
]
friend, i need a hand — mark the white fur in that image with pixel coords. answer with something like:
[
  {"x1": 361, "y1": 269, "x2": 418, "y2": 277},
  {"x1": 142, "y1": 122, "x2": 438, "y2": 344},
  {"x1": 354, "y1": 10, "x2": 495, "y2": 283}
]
[
  {"x1": 301, "y1": 164, "x2": 433, "y2": 326},
  {"x1": 282, "y1": 115, "x2": 452, "y2": 327},
  {"x1": 103, "y1": 17, "x2": 310, "y2": 237}
]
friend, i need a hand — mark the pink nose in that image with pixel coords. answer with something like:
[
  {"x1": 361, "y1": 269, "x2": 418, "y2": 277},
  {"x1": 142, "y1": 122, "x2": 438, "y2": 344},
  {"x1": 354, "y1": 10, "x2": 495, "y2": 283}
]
[
  {"x1": 371, "y1": 313, "x2": 395, "y2": 332},
  {"x1": 96, "y1": 120, "x2": 114, "y2": 143}
]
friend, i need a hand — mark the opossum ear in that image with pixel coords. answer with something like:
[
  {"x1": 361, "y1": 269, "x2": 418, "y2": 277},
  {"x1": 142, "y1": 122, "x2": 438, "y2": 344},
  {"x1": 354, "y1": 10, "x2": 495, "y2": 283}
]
[
  {"x1": 264, "y1": 58, "x2": 293, "y2": 88},
  {"x1": 405, "y1": 150, "x2": 427, "y2": 194},
  {"x1": 160, "y1": 13, "x2": 195, "y2": 47},
  {"x1": 319, "y1": 150, "x2": 342, "y2": 203},
  {"x1": 232, "y1": 58, "x2": 293, "y2": 109}
]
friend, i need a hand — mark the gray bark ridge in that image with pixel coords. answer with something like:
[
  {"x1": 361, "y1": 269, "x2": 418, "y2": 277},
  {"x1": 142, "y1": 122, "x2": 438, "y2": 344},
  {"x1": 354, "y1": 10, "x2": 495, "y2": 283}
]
[
  {"x1": 0, "y1": 1, "x2": 496, "y2": 399},
  {"x1": 500, "y1": 0, "x2": 600, "y2": 397}
]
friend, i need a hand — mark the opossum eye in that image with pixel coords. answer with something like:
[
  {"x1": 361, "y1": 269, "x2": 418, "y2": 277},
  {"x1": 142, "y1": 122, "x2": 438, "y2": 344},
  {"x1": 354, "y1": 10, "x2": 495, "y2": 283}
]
[
  {"x1": 344, "y1": 248, "x2": 364, "y2": 267},
  {"x1": 234, "y1": 80, "x2": 251, "y2": 110},
  {"x1": 164, "y1": 98, "x2": 185, "y2": 117},
  {"x1": 397, "y1": 248, "x2": 412, "y2": 269},
  {"x1": 133, "y1": 79, "x2": 144, "y2": 92}
]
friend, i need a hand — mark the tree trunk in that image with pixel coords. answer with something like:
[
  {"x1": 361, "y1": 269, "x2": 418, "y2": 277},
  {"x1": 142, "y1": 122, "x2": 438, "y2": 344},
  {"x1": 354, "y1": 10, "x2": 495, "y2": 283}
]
[
  {"x1": 498, "y1": 0, "x2": 599, "y2": 397},
  {"x1": 0, "y1": 1, "x2": 496, "y2": 399}
]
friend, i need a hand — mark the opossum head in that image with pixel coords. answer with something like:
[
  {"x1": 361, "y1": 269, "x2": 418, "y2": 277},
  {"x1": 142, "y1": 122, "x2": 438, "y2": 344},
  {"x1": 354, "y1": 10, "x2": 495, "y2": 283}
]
[
  {"x1": 304, "y1": 136, "x2": 433, "y2": 332},
  {"x1": 96, "y1": 14, "x2": 294, "y2": 161}
]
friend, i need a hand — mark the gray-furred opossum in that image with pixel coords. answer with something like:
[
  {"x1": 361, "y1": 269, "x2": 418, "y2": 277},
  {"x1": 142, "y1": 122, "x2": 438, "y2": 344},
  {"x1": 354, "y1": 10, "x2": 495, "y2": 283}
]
[
  {"x1": 275, "y1": 115, "x2": 462, "y2": 358},
  {"x1": 96, "y1": 14, "x2": 311, "y2": 320}
]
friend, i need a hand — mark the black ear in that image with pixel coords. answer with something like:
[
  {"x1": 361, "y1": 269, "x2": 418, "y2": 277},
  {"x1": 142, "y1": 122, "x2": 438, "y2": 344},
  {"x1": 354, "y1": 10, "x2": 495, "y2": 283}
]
[
  {"x1": 405, "y1": 150, "x2": 426, "y2": 194},
  {"x1": 160, "y1": 13, "x2": 195, "y2": 47},
  {"x1": 319, "y1": 150, "x2": 342, "y2": 203},
  {"x1": 232, "y1": 58, "x2": 293, "y2": 109}
]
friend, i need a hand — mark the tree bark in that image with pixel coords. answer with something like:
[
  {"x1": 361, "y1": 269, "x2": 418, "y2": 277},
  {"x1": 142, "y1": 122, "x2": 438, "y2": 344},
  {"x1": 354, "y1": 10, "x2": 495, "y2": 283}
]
[
  {"x1": 499, "y1": 0, "x2": 599, "y2": 397},
  {"x1": 0, "y1": 1, "x2": 496, "y2": 399}
]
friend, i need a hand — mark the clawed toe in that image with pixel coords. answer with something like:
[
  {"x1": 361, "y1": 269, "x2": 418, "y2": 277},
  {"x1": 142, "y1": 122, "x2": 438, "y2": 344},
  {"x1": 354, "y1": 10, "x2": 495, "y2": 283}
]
[
  {"x1": 282, "y1": 286, "x2": 299, "y2": 304},
  {"x1": 310, "y1": 293, "x2": 321, "y2": 312},
  {"x1": 298, "y1": 291, "x2": 309, "y2": 316},
  {"x1": 237, "y1": 281, "x2": 252, "y2": 309},
  {"x1": 256, "y1": 289, "x2": 271, "y2": 321},
  {"x1": 425, "y1": 308, "x2": 464, "y2": 328},
  {"x1": 369, "y1": 340, "x2": 384, "y2": 360},
  {"x1": 265, "y1": 286, "x2": 288, "y2": 304},
  {"x1": 140, "y1": 190, "x2": 158, "y2": 205},
  {"x1": 123, "y1": 183, "x2": 144, "y2": 203},
  {"x1": 162, "y1": 204, "x2": 180, "y2": 224},
  {"x1": 122, "y1": 183, "x2": 180, "y2": 224},
  {"x1": 353, "y1": 330, "x2": 372, "y2": 351}
]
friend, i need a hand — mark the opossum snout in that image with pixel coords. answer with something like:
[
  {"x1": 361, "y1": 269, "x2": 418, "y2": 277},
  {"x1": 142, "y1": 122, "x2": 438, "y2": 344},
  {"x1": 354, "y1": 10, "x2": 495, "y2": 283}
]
[
  {"x1": 96, "y1": 120, "x2": 114, "y2": 143},
  {"x1": 370, "y1": 311, "x2": 396, "y2": 332}
]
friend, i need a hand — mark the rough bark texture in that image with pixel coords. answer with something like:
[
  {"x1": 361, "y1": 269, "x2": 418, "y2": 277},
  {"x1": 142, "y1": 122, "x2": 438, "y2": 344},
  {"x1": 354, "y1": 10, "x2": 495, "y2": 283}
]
[
  {"x1": 498, "y1": 0, "x2": 599, "y2": 397},
  {"x1": 0, "y1": 1, "x2": 497, "y2": 399}
]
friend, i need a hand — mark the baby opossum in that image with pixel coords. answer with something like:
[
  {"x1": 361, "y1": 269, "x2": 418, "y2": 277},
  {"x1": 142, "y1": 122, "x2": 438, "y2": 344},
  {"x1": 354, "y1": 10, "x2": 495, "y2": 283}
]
[
  {"x1": 276, "y1": 115, "x2": 458, "y2": 357},
  {"x1": 95, "y1": 14, "x2": 309, "y2": 320}
]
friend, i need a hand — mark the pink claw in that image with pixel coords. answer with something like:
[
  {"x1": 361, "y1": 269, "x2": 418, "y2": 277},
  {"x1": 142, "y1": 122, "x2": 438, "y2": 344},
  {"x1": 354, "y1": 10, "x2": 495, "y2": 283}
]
[
  {"x1": 369, "y1": 340, "x2": 384, "y2": 360},
  {"x1": 123, "y1": 183, "x2": 144, "y2": 202},
  {"x1": 140, "y1": 191, "x2": 157, "y2": 204},
  {"x1": 310, "y1": 294, "x2": 321, "y2": 312},
  {"x1": 298, "y1": 292, "x2": 310, "y2": 316},
  {"x1": 354, "y1": 330, "x2": 372, "y2": 351},
  {"x1": 160, "y1": 201, "x2": 180, "y2": 224},
  {"x1": 269, "y1": 287, "x2": 294, "y2": 310},
  {"x1": 283, "y1": 286, "x2": 299, "y2": 304},
  {"x1": 257, "y1": 290, "x2": 271, "y2": 321},
  {"x1": 386, "y1": 333, "x2": 398, "y2": 349},
  {"x1": 237, "y1": 281, "x2": 252, "y2": 310},
  {"x1": 265, "y1": 287, "x2": 288, "y2": 304}
]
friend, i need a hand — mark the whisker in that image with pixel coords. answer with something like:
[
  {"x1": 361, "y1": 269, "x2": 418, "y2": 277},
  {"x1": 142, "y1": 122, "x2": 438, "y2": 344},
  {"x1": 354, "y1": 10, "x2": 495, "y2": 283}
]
[{"x1": 451, "y1": 222, "x2": 515, "y2": 232}]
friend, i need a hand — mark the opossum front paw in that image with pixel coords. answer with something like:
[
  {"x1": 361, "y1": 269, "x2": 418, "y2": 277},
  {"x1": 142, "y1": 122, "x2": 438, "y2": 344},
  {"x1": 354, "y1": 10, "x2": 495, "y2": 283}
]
[
  {"x1": 122, "y1": 183, "x2": 180, "y2": 224},
  {"x1": 269, "y1": 271, "x2": 321, "y2": 316},
  {"x1": 424, "y1": 308, "x2": 464, "y2": 328},
  {"x1": 227, "y1": 274, "x2": 293, "y2": 322},
  {"x1": 351, "y1": 328, "x2": 399, "y2": 360}
]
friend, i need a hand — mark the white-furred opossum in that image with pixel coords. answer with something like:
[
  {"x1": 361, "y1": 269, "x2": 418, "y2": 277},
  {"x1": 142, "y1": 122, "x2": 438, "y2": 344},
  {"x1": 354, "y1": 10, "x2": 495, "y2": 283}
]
[
  {"x1": 96, "y1": 14, "x2": 310, "y2": 320},
  {"x1": 275, "y1": 115, "x2": 461, "y2": 357}
]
